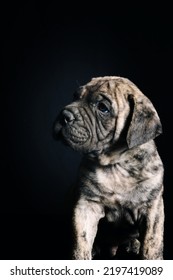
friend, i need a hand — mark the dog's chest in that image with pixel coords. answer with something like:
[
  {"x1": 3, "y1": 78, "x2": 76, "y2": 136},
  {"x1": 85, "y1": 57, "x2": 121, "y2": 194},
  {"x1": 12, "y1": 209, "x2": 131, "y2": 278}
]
[
  {"x1": 93, "y1": 163, "x2": 141, "y2": 206},
  {"x1": 96, "y1": 164, "x2": 136, "y2": 192}
]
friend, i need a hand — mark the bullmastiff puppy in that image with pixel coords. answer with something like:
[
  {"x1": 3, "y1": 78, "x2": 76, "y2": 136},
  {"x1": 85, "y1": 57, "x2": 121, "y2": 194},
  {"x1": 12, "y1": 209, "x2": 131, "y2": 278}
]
[{"x1": 53, "y1": 76, "x2": 164, "y2": 260}]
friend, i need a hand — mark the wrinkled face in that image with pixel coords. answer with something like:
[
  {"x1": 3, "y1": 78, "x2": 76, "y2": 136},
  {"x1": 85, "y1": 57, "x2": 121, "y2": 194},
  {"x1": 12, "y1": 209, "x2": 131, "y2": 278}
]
[
  {"x1": 53, "y1": 76, "x2": 162, "y2": 156},
  {"x1": 53, "y1": 77, "x2": 131, "y2": 156}
]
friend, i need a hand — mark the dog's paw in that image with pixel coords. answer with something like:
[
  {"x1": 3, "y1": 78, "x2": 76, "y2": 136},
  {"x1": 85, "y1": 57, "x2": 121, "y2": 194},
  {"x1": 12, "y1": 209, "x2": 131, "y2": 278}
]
[{"x1": 126, "y1": 239, "x2": 140, "y2": 255}]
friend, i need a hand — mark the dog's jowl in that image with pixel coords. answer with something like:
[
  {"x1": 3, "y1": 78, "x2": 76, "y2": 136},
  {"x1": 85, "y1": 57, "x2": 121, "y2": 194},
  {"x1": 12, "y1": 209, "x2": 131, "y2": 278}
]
[{"x1": 53, "y1": 76, "x2": 164, "y2": 260}]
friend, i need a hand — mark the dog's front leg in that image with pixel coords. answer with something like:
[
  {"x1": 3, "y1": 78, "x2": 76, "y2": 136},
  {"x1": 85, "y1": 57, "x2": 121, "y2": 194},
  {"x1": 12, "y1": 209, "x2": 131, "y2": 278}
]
[
  {"x1": 72, "y1": 198, "x2": 104, "y2": 260},
  {"x1": 141, "y1": 192, "x2": 164, "y2": 260}
]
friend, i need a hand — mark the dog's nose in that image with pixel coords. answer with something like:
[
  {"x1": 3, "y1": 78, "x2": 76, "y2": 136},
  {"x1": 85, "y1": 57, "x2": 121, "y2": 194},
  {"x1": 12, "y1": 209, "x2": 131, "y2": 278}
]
[{"x1": 62, "y1": 109, "x2": 75, "y2": 124}]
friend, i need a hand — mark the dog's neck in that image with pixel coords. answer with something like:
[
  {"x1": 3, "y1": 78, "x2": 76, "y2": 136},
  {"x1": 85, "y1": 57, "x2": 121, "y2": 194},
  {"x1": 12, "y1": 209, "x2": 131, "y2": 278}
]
[
  {"x1": 98, "y1": 145, "x2": 128, "y2": 166},
  {"x1": 86, "y1": 143, "x2": 129, "y2": 166}
]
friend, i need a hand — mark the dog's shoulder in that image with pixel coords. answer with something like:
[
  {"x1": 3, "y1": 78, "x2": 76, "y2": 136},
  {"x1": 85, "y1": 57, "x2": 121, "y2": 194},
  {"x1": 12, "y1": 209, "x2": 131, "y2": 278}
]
[{"x1": 121, "y1": 140, "x2": 164, "y2": 172}]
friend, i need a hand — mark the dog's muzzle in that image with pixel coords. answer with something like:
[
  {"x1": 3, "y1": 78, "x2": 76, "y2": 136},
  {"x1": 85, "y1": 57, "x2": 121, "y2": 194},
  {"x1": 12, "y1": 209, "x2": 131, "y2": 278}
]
[
  {"x1": 53, "y1": 108, "x2": 90, "y2": 147},
  {"x1": 53, "y1": 109, "x2": 74, "y2": 136},
  {"x1": 61, "y1": 109, "x2": 76, "y2": 125}
]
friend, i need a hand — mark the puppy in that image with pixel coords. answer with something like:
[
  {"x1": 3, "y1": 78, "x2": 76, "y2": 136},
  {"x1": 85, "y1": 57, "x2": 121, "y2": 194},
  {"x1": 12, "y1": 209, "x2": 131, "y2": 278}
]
[{"x1": 53, "y1": 76, "x2": 164, "y2": 259}]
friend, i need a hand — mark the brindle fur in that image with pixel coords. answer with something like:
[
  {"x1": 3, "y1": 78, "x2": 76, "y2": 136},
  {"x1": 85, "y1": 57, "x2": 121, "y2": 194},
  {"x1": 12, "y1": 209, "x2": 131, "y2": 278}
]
[{"x1": 54, "y1": 76, "x2": 164, "y2": 260}]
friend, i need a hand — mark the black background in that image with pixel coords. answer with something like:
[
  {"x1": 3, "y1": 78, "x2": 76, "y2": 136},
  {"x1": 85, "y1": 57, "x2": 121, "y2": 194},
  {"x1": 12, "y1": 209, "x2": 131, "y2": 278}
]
[{"x1": 1, "y1": 2, "x2": 172, "y2": 259}]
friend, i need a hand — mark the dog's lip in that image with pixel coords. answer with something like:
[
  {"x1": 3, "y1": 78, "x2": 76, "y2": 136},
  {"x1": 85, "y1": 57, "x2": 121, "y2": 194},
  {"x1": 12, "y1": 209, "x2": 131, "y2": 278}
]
[
  {"x1": 61, "y1": 126, "x2": 90, "y2": 146},
  {"x1": 68, "y1": 133, "x2": 88, "y2": 145}
]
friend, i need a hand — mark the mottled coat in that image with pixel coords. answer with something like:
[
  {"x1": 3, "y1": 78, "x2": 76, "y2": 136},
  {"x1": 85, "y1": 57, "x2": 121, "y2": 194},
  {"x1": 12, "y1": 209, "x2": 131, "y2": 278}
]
[{"x1": 54, "y1": 76, "x2": 164, "y2": 260}]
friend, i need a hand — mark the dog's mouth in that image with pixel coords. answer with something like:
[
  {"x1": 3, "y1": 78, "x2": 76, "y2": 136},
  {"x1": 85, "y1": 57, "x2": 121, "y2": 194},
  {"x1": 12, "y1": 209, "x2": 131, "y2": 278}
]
[
  {"x1": 53, "y1": 116, "x2": 91, "y2": 150},
  {"x1": 53, "y1": 120, "x2": 110, "y2": 157},
  {"x1": 53, "y1": 109, "x2": 106, "y2": 155},
  {"x1": 61, "y1": 125, "x2": 90, "y2": 147}
]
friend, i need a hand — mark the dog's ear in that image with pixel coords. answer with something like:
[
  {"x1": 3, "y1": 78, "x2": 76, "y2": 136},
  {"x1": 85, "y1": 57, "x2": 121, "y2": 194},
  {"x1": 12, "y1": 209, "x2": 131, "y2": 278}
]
[{"x1": 126, "y1": 93, "x2": 162, "y2": 149}]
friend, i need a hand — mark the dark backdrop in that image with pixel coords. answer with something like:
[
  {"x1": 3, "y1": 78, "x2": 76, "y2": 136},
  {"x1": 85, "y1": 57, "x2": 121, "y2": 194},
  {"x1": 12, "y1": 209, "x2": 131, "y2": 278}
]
[{"x1": 1, "y1": 3, "x2": 172, "y2": 259}]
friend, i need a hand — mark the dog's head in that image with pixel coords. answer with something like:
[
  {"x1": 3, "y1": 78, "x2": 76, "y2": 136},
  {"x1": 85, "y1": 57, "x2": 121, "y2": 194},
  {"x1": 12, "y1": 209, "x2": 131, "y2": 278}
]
[{"x1": 53, "y1": 76, "x2": 162, "y2": 157}]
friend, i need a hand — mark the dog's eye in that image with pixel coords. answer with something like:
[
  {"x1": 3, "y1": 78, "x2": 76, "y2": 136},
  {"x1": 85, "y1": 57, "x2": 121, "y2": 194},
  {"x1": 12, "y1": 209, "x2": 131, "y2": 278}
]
[{"x1": 97, "y1": 102, "x2": 109, "y2": 113}]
